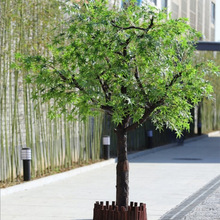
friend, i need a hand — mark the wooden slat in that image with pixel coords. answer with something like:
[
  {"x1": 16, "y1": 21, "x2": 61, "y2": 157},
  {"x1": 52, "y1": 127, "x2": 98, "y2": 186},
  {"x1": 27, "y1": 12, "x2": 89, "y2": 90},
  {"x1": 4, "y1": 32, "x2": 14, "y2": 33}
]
[{"x1": 93, "y1": 201, "x2": 147, "y2": 220}]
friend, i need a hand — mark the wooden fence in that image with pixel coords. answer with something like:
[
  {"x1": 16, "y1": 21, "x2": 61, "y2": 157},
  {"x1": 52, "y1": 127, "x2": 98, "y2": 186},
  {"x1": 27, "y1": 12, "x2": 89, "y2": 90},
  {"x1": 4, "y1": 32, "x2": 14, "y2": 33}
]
[{"x1": 93, "y1": 201, "x2": 147, "y2": 220}]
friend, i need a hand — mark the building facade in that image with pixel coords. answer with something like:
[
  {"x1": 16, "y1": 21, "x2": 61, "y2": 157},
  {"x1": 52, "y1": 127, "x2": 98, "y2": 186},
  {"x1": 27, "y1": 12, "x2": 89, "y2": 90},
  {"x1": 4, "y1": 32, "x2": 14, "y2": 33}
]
[{"x1": 146, "y1": 0, "x2": 216, "y2": 41}]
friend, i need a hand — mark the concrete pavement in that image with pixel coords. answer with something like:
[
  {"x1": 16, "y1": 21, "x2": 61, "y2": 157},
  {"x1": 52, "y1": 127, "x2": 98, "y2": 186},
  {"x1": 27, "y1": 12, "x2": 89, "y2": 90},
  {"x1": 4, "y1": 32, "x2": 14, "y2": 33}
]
[{"x1": 1, "y1": 131, "x2": 220, "y2": 220}]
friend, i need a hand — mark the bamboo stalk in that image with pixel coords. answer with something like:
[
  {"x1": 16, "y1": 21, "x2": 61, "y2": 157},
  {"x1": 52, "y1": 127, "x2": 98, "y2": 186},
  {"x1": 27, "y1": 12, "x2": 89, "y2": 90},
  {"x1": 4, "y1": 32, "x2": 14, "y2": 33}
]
[
  {"x1": 0, "y1": 0, "x2": 5, "y2": 182},
  {"x1": 0, "y1": 0, "x2": 105, "y2": 183}
]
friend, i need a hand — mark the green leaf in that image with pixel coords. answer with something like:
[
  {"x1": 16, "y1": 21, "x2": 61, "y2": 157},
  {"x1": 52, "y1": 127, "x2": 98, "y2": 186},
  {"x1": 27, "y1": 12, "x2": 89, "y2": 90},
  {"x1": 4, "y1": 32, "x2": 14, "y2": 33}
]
[{"x1": 17, "y1": 0, "x2": 219, "y2": 136}]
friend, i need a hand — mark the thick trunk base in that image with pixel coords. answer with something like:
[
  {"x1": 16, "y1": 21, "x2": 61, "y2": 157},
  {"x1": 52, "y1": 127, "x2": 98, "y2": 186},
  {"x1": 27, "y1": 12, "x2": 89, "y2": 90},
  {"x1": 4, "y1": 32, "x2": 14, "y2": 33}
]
[
  {"x1": 93, "y1": 201, "x2": 147, "y2": 220},
  {"x1": 116, "y1": 160, "x2": 129, "y2": 207},
  {"x1": 116, "y1": 126, "x2": 129, "y2": 208}
]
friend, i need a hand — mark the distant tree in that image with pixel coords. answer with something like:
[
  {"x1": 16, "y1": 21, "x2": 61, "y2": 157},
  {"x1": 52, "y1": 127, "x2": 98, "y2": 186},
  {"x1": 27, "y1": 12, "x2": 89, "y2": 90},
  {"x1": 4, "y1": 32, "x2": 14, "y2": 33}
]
[{"x1": 17, "y1": 0, "x2": 219, "y2": 208}]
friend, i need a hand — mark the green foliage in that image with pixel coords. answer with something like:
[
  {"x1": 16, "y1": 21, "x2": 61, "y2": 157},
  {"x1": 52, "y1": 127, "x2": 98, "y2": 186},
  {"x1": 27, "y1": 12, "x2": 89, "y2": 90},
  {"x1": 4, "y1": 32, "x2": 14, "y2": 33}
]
[
  {"x1": 18, "y1": 0, "x2": 219, "y2": 135},
  {"x1": 195, "y1": 51, "x2": 220, "y2": 133}
]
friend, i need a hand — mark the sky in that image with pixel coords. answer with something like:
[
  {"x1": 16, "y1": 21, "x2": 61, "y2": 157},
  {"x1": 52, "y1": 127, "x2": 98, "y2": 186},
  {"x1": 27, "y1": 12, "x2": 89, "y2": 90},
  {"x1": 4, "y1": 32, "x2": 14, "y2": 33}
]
[{"x1": 216, "y1": 1, "x2": 220, "y2": 41}]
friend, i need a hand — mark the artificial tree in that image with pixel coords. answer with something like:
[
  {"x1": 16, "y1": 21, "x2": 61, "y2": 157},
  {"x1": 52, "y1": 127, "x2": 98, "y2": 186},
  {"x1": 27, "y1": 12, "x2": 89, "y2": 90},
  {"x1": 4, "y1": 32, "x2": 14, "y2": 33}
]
[{"x1": 18, "y1": 0, "x2": 218, "y2": 211}]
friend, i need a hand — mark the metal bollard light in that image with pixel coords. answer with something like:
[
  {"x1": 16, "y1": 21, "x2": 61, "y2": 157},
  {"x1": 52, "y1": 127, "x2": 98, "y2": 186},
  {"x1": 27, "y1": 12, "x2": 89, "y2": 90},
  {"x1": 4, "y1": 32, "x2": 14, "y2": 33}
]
[
  {"x1": 103, "y1": 136, "x2": 110, "y2": 160},
  {"x1": 21, "y1": 148, "x2": 32, "y2": 181},
  {"x1": 198, "y1": 122, "x2": 202, "y2": 135},
  {"x1": 147, "y1": 130, "x2": 153, "y2": 148}
]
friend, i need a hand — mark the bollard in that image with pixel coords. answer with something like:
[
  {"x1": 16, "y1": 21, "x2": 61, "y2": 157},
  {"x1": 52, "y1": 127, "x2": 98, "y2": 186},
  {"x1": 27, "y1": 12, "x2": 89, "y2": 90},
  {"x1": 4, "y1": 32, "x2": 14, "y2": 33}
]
[
  {"x1": 177, "y1": 135, "x2": 184, "y2": 145},
  {"x1": 103, "y1": 136, "x2": 110, "y2": 160},
  {"x1": 147, "y1": 130, "x2": 153, "y2": 148},
  {"x1": 21, "y1": 148, "x2": 32, "y2": 181},
  {"x1": 198, "y1": 122, "x2": 202, "y2": 135}
]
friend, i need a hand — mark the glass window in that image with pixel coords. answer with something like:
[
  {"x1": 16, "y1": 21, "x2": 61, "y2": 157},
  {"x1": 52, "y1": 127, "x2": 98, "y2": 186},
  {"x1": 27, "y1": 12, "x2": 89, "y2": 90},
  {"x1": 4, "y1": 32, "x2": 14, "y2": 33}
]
[
  {"x1": 150, "y1": 0, "x2": 157, "y2": 5},
  {"x1": 137, "y1": 0, "x2": 142, "y2": 6},
  {"x1": 161, "y1": 0, "x2": 167, "y2": 9},
  {"x1": 121, "y1": 0, "x2": 142, "y2": 8},
  {"x1": 211, "y1": 2, "x2": 215, "y2": 24}
]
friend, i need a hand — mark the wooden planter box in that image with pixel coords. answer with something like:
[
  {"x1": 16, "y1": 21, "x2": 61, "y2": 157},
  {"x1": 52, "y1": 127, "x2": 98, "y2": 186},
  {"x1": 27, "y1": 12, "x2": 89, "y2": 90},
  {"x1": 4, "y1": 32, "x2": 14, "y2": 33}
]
[{"x1": 93, "y1": 201, "x2": 147, "y2": 220}]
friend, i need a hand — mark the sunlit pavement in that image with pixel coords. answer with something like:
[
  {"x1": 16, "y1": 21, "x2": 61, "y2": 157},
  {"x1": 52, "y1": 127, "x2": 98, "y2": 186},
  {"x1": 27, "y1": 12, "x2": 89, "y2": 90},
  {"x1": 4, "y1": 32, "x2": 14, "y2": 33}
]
[{"x1": 1, "y1": 131, "x2": 220, "y2": 220}]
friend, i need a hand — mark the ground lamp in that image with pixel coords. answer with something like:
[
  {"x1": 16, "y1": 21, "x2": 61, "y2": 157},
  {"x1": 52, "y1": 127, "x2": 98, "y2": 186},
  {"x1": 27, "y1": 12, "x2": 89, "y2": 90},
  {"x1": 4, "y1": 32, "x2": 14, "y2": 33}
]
[
  {"x1": 147, "y1": 130, "x2": 153, "y2": 148},
  {"x1": 103, "y1": 135, "x2": 110, "y2": 160},
  {"x1": 21, "y1": 148, "x2": 32, "y2": 181}
]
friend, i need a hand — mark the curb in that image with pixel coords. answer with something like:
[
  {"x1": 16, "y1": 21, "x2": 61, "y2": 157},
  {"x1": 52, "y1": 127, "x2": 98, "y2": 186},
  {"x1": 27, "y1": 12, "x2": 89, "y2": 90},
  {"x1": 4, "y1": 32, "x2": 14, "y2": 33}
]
[
  {"x1": 207, "y1": 130, "x2": 220, "y2": 136},
  {"x1": 159, "y1": 174, "x2": 220, "y2": 220},
  {"x1": 1, "y1": 158, "x2": 116, "y2": 196}
]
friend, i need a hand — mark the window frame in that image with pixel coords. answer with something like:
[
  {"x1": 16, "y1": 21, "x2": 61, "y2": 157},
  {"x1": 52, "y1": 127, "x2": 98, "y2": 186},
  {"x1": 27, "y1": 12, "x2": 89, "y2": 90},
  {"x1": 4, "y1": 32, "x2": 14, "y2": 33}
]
[
  {"x1": 211, "y1": 2, "x2": 215, "y2": 24},
  {"x1": 161, "y1": 0, "x2": 168, "y2": 9}
]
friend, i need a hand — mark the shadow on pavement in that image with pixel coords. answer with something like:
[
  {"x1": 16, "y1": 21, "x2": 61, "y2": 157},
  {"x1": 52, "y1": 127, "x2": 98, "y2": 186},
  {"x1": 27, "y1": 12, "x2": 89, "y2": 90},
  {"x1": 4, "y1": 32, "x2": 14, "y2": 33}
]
[{"x1": 129, "y1": 136, "x2": 220, "y2": 164}]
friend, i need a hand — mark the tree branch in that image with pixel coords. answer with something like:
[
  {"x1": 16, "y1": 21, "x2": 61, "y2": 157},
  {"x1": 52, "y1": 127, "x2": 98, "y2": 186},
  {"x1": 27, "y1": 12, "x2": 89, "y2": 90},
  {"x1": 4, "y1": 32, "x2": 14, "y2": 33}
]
[
  {"x1": 97, "y1": 71, "x2": 112, "y2": 102},
  {"x1": 146, "y1": 16, "x2": 154, "y2": 32},
  {"x1": 111, "y1": 16, "x2": 154, "y2": 33},
  {"x1": 166, "y1": 71, "x2": 182, "y2": 89},
  {"x1": 137, "y1": 17, "x2": 155, "y2": 38},
  {"x1": 123, "y1": 37, "x2": 131, "y2": 57},
  {"x1": 48, "y1": 64, "x2": 99, "y2": 104},
  {"x1": 126, "y1": 69, "x2": 183, "y2": 132},
  {"x1": 125, "y1": 97, "x2": 165, "y2": 132},
  {"x1": 101, "y1": 105, "x2": 113, "y2": 115},
  {"x1": 134, "y1": 64, "x2": 147, "y2": 98},
  {"x1": 104, "y1": 57, "x2": 112, "y2": 68},
  {"x1": 125, "y1": 105, "x2": 152, "y2": 132}
]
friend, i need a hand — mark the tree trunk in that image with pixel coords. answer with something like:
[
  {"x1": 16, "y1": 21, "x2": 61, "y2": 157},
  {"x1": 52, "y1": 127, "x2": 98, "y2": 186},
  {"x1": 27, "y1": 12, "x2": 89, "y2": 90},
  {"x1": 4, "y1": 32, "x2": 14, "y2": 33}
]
[{"x1": 116, "y1": 125, "x2": 129, "y2": 209}]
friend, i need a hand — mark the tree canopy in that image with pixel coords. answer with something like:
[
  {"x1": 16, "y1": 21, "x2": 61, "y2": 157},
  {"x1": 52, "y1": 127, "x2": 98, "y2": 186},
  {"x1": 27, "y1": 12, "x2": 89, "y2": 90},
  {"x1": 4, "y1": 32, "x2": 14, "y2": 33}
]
[
  {"x1": 16, "y1": 0, "x2": 220, "y2": 209},
  {"x1": 18, "y1": 0, "x2": 218, "y2": 135}
]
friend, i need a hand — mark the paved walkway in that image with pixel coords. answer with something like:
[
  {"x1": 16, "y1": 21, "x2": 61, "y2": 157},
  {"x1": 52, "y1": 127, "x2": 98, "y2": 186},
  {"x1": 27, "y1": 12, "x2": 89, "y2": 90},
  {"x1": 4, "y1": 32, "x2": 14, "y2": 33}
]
[{"x1": 1, "y1": 131, "x2": 220, "y2": 220}]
